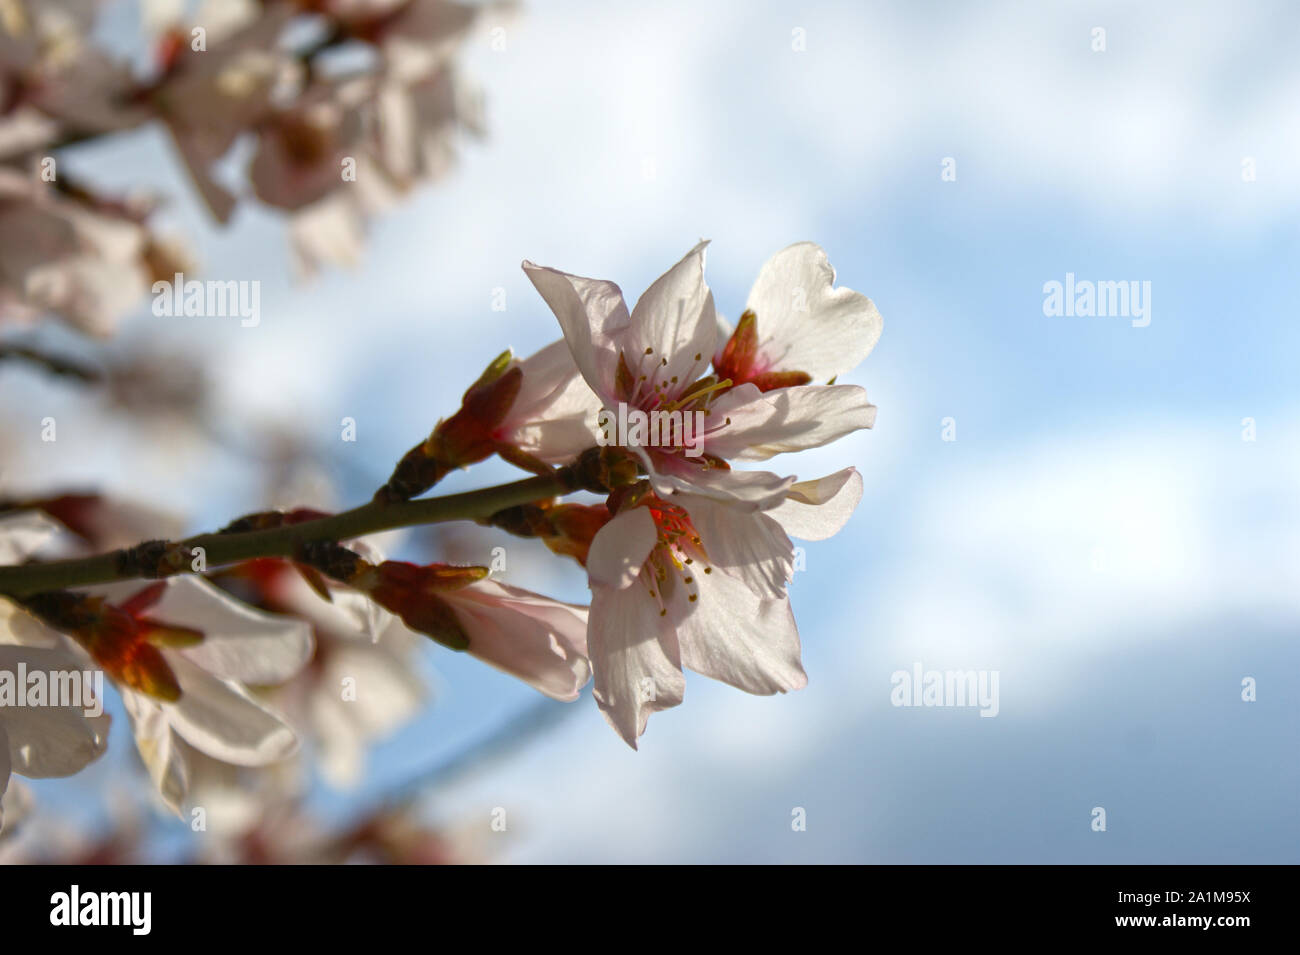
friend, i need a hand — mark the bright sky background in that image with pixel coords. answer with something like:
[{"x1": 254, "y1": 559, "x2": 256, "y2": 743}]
[{"x1": 4, "y1": 0, "x2": 1298, "y2": 862}]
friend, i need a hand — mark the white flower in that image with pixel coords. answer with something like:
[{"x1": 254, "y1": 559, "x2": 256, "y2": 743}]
[
  {"x1": 523, "y1": 242, "x2": 876, "y2": 510},
  {"x1": 4, "y1": 565, "x2": 312, "y2": 817},
  {"x1": 154, "y1": 4, "x2": 300, "y2": 223},
  {"x1": 0, "y1": 513, "x2": 111, "y2": 832},
  {"x1": 0, "y1": 644, "x2": 111, "y2": 833},
  {"x1": 96, "y1": 576, "x2": 313, "y2": 815},
  {"x1": 0, "y1": 169, "x2": 177, "y2": 337},
  {"x1": 583, "y1": 468, "x2": 863, "y2": 746}
]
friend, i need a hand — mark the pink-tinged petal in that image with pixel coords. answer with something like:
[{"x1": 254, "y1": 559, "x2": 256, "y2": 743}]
[
  {"x1": 122, "y1": 691, "x2": 189, "y2": 815},
  {"x1": 0, "y1": 645, "x2": 111, "y2": 779},
  {"x1": 621, "y1": 241, "x2": 716, "y2": 401},
  {"x1": 0, "y1": 511, "x2": 62, "y2": 564},
  {"x1": 118, "y1": 576, "x2": 314, "y2": 685},
  {"x1": 522, "y1": 260, "x2": 628, "y2": 403},
  {"x1": 678, "y1": 494, "x2": 794, "y2": 599},
  {"x1": 588, "y1": 582, "x2": 685, "y2": 748},
  {"x1": 587, "y1": 507, "x2": 658, "y2": 589},
  {"x1": 442, "y1": 580, "x2": 590, "y2": 701},
  {"x1": 164, "y1": 656, "x2": 297, "y2": 767},
  {"x1": 744, "y1": 242, "x2": 883, "y2": 381},
  {"x1": 769, "y1": 468, "x2": 864, "y2": 541},
  {"x1": 679, "y1": 573, "x2": 807, "y2": 695},
  {"x1": 502, "y1": 339, "x2": 603, "y2": 463},
  {"x1": 652, "y1": 467, "x2": 795, "y2": 512},
  {"x1": 707, "y1": 384, "x2": 877, "y2": 461}
]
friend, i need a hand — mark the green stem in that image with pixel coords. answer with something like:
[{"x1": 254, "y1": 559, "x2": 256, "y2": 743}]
[{"x1": 0, "y1": 472, "x2": 573, "y2": 599}]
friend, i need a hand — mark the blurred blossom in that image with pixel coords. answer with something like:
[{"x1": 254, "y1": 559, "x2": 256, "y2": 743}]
[{"x1": 1, "y1": 0, "x2": 497, "y2": 330}]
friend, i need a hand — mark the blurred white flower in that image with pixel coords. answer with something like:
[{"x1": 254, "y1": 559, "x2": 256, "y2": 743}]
[
  {"x1": 94, "y1": 576, "x2": 313, "y2": 815},
  {"x1": 0, "y1": 512, "x2": 111, "y2": 832},
  {"x1": 0, "y1": 168, "x2": 184, "y2": 336}
]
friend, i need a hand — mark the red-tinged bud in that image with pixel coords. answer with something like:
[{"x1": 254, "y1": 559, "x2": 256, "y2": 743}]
[
  {"x1": 714, "y1": 310, "x2": 812, "y2": 392},
  {"x1": 375, "y1": 354, "x2": 524, "y2": 503},
  {"x1": 355, "y1": 561, "x2": 489, "y2": 650},
  {"x1": 425, "y1": 365, "x2": 524, "y2": 465}
]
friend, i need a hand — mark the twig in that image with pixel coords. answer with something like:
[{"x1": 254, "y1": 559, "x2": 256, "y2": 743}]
[{"x1": 0, "y1": 471, "x2": 577, "y2": 598}]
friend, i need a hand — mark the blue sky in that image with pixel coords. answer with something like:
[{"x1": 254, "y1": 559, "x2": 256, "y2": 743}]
[{"x1": 4, "y1": 0, "x2": 1297, "y2": 861}]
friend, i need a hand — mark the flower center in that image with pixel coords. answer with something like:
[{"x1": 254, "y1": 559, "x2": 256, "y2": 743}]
[{"x1": 639, "y1": 498, "x2": 713, "y2": 616}]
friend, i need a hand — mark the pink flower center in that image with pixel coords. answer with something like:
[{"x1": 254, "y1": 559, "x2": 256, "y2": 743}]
[{"x1": 639, "y1": 499, "x2": 714, "y2": 616}]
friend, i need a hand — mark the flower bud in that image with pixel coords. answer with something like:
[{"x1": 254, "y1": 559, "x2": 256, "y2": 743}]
[
  {"x1": 375, "y1": 351, "x2": 525, "y2": 503},
  {"x1": 354, "y1": 561, "x2": 490, "y2": 650}
]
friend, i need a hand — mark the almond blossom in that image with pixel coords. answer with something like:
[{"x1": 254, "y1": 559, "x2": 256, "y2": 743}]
[
  {"x1": 21, "y1": 574, "x2": 313, "y2": 815},
  {"x1": 523, "y1": 242, "x2": 877, "y2": 510},
  {"x1": 0, "y1": 167, "x2": 186, "y2": 336},
  {"x1": 521, "y1": 241, "x2": 880, "y2": 746},
  {"x1": 583, "y1": 468, "x2": 864, "y2": 746},
  {"x1": 0, "y1": 510, "x2": 314, "y2": 814}
]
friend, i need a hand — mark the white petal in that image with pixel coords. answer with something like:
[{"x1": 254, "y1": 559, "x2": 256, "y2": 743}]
[
  {"x1": 588, "y1": 582, "x2": 685, "y2": 748},
  {"x1": 679, "y1": 573, "x2": 807, "y2": 695},
  {"x1": 744, "y1": 242, "x2": 882, "y2": 381},
  {"x1": 768, "y1": 468, "x2": 864, "y2": 541},
  {"x1": 114, "y1": 576, "x2": 314, "y2": 685},
  {"x1": 587, "y1": 507, "x2": 657, "y2": 589},
  {"x1": 707, "y1": 384, "x2": 877, "y2": 461},
  {"x1": 504, "y1": 340, "x2": 603, "y2": 463},
  {"x1": 522, "y1": 260, "x2": 627, "y2": 403},
  {"x1": 508, "y1": 338, "x2": 583, "y2": 416},
  {"x1": 122, "y1": 691, "x2": 189, "y2": 815},
  {"x1": 0, "y1": 645, "x2": 111, "y2": 778},
  {"x1": 652, "y1": 466, "x2": 795, "y2": 512},
  {"x1": 164, "y1": 655, "x2": 298, "y2": 767},
  {"x1": 442, "y1": 580, "x2": 591, "y2": 701},
  {"x1": 0, "y1": 598, "x2": 61, "y2": 649},
  {"x1": 0, "y1": 511, "x2": 63, "y2": 564},
  {"x1": 623, "y1": 241, "x2": 716, "y2": 399},
  {"x1": 678, "y1": 494, "x2": 794, "y2": 599}
]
